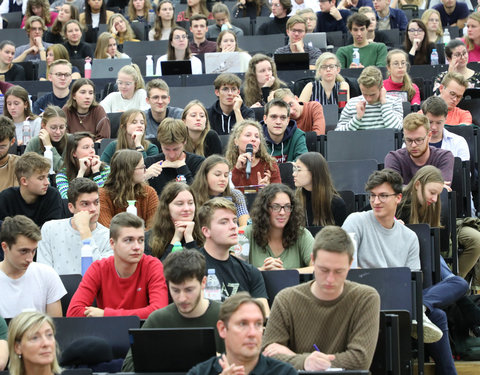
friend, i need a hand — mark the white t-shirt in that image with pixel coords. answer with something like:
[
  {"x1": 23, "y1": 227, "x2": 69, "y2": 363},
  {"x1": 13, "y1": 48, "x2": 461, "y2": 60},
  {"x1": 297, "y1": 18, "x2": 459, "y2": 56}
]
[
  {"x1": 100, "y1": 89, "x2": 150, "y2": 113},
  {"x1": 0, "y1": 262, "x2": 67, "y2": 318},
  {"x1": 155, "y1": 54, "x2": 203, "y2": 76}
]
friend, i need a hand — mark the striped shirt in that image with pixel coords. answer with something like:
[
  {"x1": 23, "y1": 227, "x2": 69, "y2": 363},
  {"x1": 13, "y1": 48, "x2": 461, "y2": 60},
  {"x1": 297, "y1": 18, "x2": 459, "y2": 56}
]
[{"x1": 311, "y1": 81, "x2": 341, "y2": 105}]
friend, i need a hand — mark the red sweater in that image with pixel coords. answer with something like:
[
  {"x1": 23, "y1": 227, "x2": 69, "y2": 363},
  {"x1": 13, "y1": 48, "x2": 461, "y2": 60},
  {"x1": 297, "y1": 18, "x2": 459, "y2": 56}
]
[
  {"x1": 66, "y1": 255, "x2": 168, "y2": 319},
  {"x1": 383, "y1": 76, "x2": 421, "y2": 105}
]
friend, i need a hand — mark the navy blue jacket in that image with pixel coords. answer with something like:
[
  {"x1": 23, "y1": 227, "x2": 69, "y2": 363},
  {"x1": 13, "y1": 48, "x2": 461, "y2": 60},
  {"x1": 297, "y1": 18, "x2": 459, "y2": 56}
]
[
  {"x1": 316, "y1": 9, "x2": 351, "y2": 33},
  {"x1": 376, "y1": 7, "x2": 408, "y2": 31}
]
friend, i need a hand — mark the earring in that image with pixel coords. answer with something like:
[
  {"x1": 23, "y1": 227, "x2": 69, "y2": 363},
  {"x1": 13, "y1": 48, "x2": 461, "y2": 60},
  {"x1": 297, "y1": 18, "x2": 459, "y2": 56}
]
[{"x1": 18, "y1": 354, "x2": 22, "y2": 359}]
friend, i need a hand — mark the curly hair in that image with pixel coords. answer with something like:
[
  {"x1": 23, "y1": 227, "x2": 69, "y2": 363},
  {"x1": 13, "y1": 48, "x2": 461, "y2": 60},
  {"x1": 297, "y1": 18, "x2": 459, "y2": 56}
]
[
  {"x1": 250, "y1": 183, "x2": 304, "y2": 250},
  {"x1": 25, "y1": 0, "x2": 52, "y2": 25},
  {"x1": 182, "y1": 100, "x2": 210, "y2": 156},
  {"x1": 149, "y1": 182, "x2": 203, "y2": 258},
  {"x1": 403, "y1": 19, "x2": 432, "y2": 65},
  {"x1": 386, "y1": 49, "x2": 416, "y2": 102},
  {"x1": 167, "y1": 26, "x2": 191, "y2": 60},
  {"x1": 103, "y1": 149, "x2": 147, "y2": 208},
  {"x1": 116, "y1": 109, "x2": 150, "y2": 151},
  {"x1": 4, "y1": 86, "x2": 37, "y2": 122},
  {"x1": 224, "y1": 119, "x2": 276, "y2": 170},
  {"x1": 243, "y1": 54, "x2": 284, "y2": 107},
  {"x1": 152, "y1": 0, "x2": 176, "y2": 40},
  {"x1": 127, "y1": 0, "x2": 152, "y2": 21}
]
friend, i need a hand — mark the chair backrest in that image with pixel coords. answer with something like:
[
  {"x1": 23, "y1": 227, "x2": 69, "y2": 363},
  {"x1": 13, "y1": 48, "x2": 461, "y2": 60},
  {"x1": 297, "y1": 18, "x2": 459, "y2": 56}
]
[
  {"x1": 237, "y1": 34, "x2": 286, "y2": 55},
  {"x1": 106, "y1": 112, "x2": 122, "y2": 137},
  {"x1": 377, "y1": 28, "x2": 401, "y2": 46},
  {"x1": 15, "y1": 61, "x2": 37, "y2": 81},
  {"x1": 457, "y1": 98, "x2": 480, "y2": 126},
  {"x1": 59, "y1": 274, "x2": 82, "y2": 316},
  {"x1": 123, "y1": 40, "x2": 169, "y2": 59},
  {"x1": 278, "y1": 162, "x2": 294, "y2": 189},
  {"x1": 230, "y1": 17, "x2": 253, "y2": 35},
  {"x1": 305, "y1": 131, "x2": 318, "y2": 152},
  {"x1": 130, "y1": 21, "x2": 148, "y2": 40},
  {"x1": 2, "y1": 11, "x2": 23, "y2": 28},
  {"x1": 98, "y1": 138, "x2": 116, "y2": 157},
  {"x1": 169, "y1": 85, "x2": 217, "y2": 108},
  {"x1": 322, "y1": 104, "x2": 338, "y2": 133},
  {"x1": 338, "y1": 190, "x2": 355, "y2": 216},
  {"x1": 451, "y1": 157, "x2": 472, "y2": 218},
  {"x1": 325, "y1": 30, "x2": 344, "y2": 47},
  {"x1": 328, "y1": 159, "x2": 378, "y2": 194},
  {"x1": 0, "y1": 28, "x2": 29, "y2": 46},
  {"x1": 261, "y1": 269, "x2": 300, "y2": 307}
]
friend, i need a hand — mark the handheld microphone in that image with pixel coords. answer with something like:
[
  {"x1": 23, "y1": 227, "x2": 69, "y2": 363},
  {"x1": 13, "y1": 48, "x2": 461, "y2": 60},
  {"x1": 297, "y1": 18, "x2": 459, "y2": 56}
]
[{"x1": 245, "y1": 143, "x2": 253, "y2": 180}]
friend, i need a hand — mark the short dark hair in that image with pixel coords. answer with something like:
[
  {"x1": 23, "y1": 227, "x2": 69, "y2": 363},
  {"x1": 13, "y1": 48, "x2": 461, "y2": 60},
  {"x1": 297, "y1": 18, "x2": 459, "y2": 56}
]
[
  {"x1": 312, "y1": 226, "x2": 354, "y2": 262},
  {"x1": 264, "y1": 98, "x2": 290, "y2": 117},
  {"x1": 190, "y1": 13, "x2": 208, "y2": 25},
  {"x1": 163, "y1": 249, "x2": 206, "y2": 284},
  {"x1": 421, "y1": 96, "x2": 448, "y2": 118},
  {"x1": 67, "y1": 177, "x2": 99, "y2": 204},
  {"x1": 0, "y1": 115, "x2": 16, "y2": 142},
  {"x1": 365, "y1": 168, "x2": 403, "y2": 195},
  {"x1": 214, "y1": 73, "x2": 242, "y2": 90},
  {"x1": 15, "y1": 152, "x2": 50, "y2": 183},
  {"x1": 218, "y1": 292, "x2": 265, "y2": 326},
  {"x1": 347, "y1": 13, "x2": 370, "y2": 30},
  {"x1": 445, "y1": 39, "x2": 466, "y2": 59},
  {"x1": 0, "y1": 215, "x2": 41, "y2": 248},
  {"x1": 110, "y1": 212, "x2": 144, "y2": 240}
]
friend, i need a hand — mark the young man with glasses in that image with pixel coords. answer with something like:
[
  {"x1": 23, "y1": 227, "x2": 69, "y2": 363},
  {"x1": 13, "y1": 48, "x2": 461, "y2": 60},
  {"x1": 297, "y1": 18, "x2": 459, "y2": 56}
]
[
  {"x1": 258, "y1": 0, "x2": 291, "y2": 35},
  {"x1": 207, "y1": 73, "x2": 254, "y2": 135},
  {"x1": 316, "y1": 0, "x2": 351, "y2": 33},
  {"x1": 262, "y1": 99, "x2": 308, "y2": 163},
  {"x1": 13, "y1": 16, "x2": 52, "y2": 63},
  {"x1": 33, "y1": 59, "x2": 73, "y2": 115},
  {"x1": 438, "y1": 72, "x2": 472, "y2": 125},
  {"x1": 274, "y1": 15, "x2": 321, "y2": 69},
  {"x1": 385, "y1": 113, "x2": 455, "y2": 185}
]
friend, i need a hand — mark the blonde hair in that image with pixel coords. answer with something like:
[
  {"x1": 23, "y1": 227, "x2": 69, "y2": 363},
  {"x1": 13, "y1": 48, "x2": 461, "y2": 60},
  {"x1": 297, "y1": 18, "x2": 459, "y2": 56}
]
[
  {"x1": 94, "y1": 32, "x2": 122, "y2": 59},
  {"x1": 403, "y1": 113, "x2": 430, "y2": 132},
  {"x1": 108, "y1": 13, "x2": 137, "y2": 43},
  {"x1": 421, "y1": 9, "x2": 443, "y2": 39},
  {"x1": 358, "y1": 66, "x2": 383, "y2": 88},
  {"x1": 314, "y1": 52, "x2": 344, "y2": 81},
  {"x1": 463, "y1": 13, "x2": 480, "y2": 52},
  {"x1": 116, "y1": 109, "x2": 150, "y2": 151},
  {"x1": 127, "y1": 0, "x2": 152, "y2": 20},
  {"x1": 182, "y1": 100, "x2": 210, "y2": 157},
  {"x1": 118, "y1": 64, "x2": 145, "y2": 91}
]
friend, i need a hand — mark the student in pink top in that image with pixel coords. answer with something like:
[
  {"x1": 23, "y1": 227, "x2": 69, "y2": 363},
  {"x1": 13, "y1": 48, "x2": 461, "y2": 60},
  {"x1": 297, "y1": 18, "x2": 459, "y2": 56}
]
[{"x1": 463, "y1": 12, "x2": 480, "y2": 62}]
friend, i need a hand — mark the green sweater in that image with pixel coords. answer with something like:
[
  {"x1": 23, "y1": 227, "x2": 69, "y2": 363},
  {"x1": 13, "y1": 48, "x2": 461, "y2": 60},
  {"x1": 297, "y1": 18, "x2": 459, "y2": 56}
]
[
  {"x1": 245, "y1": 226, "x2": 314, "y2": 269},
  {"x1": 100, "y1": 140, "x2": 159, "y2": 164},
  {"x1": 25, "y1": 136, "x2": 65, "y2": 172},
  {"x1": 121, "y1": 300, "x2": 224, "y2": 371},
  {"x1": 336, "y1": 43, "x2": 388, "y2": 68}
]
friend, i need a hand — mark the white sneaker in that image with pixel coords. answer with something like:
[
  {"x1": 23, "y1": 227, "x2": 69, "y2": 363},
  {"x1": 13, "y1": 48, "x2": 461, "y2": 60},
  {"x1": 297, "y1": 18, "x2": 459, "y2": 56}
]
[{"x1": 411, "y1": 311, "x2": 443, "y2": 343}]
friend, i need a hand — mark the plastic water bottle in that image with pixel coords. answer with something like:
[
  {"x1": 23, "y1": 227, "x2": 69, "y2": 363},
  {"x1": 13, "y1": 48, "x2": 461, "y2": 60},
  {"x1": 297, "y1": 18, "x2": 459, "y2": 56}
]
[
  {"x1": 443, "y1": 28, "x2": 450, "y2": 45},
  {"x1": 148, "y1": 9, "x2": 155, "y2": 23},
  {"x1": 204, "y1": 269, "x2": 222, "y2": 301},
  {"x1": 146, "y1": 55, "x2": 154, "y2": 77},
  {"x1": 0, "y1": 94, "x2": 4, "y2": 115},
  {"x1": 81, "y1": 239, "x2": 93, "y2": 276},
  {"x1": 127, "y1": 200, "x2": 137, "y2": 215},
  {"x1": 44, "y1": 145, "x2": 54, "y2": 174},
  {"x1": 352, "y1": 48, "x2": 360, "y2": 65},
  {"x1": 84, "y1": 58, "x2": 92, "y2": 79},
  {"x1": 221, "y1": 23, "x2": 229, "y2": 31},
  {"x1": 22, "y1": 121, "x2": 31, "y2": 144},
  {"x1": 171, "y1": 241, "x2": 183, "y2": 253},
  {"x1": 0, "y1": 15, "x2": 3, "y2": 30},
  {"x1": 430, "y1": 49, "x2": 439, "y2": 66},
  {"x1": 236, "y1": 230, "x2": 250, "y2": 261}
]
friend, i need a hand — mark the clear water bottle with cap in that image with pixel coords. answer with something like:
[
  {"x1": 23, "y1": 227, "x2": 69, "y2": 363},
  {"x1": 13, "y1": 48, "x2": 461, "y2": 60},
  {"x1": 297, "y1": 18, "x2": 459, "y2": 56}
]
[
  {"x1": 236, "y1": 230, "x2": 250, "y2": 261},
  {"x1": 204, "y1": 269, "x2": 222, "y2": 301},
  {"x1": 443, "y1": 28, "x2": 450, "y2": 45},
  {"x1": 84, "y1": 58, "x2": 92, "y2": 79},
  {"x1": 0, "y1": 94, "x2": 4, "y2": 115},
  {"x1": 146, "y1": 55, "x2": 154, "y2": 76},
  {"x1": 148, "y1": 9, "x2": 155, "y2": 23},
  {"x1": 22, "y1": 121, "x2": 31, "y2": 145},
  {"x1": 44, "y1": 145, "x2": 54, "y2": 174},
  {"x1": 171, "y1": 241, "x2": 183, "y2": 253},
  {"x1": 127, "y1": 200, "x2": 137, "y2": 215},
  {"x1": 81, "y1": 239, "x2": 93, "y2": 276},
  {"x1": 430, "y1": 49, "x2": 439, "y2": 66},
  {"x1": 352, "y1": 48, "x2": 360, "y2": 65}
]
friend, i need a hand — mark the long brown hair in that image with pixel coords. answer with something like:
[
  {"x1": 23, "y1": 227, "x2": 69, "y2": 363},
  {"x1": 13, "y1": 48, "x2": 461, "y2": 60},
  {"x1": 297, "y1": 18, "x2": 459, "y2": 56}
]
[
  {"x1": 167, "y1": 26, "x2": 191, "y2": 60},
  {"x1": 386, "y1": 49, "x2": 417, "y2": 102},
  {"x1": 65, "y1": 78, "x2": 98, "y2": 112},
  {"x1": 403, "y1": 19, "x2": 432, "y2": 65},
  {"x1": 182, "y1": 100, "x2": 210, "y2": 156},
  {"x1": 185, "y1": 0, "x2": 210, "y2": 19},
  {"x1": 127, "y1": 0, "x2": 152, "y2": 20},
  {"x1": 63, "y1": 132, "x2": 106, "y2": 180},
  {"x1": 51, "y1": 3, "x2": 79, "y2": 35},
  {"x1": 116, "y1": 109, "x2": 150, "y2": 151},
  {"x1": 4, "y1": 86, "x2": 37, "y2": 122},
  {"x1": 464, "y1": 13, "x2": 480, "y2": 52},
  {"x1": 25, "y1": 0, "x2": 52, "y2": 25},
  {"x1": 152, "y1": 0, "x2": 176, "y2": 40}
]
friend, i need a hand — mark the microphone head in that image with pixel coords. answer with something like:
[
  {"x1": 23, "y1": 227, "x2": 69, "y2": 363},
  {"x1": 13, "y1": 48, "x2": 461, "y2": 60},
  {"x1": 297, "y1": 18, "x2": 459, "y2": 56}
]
[{"x1": 246, "y1": 143, "x2": 254, "y2": 154}]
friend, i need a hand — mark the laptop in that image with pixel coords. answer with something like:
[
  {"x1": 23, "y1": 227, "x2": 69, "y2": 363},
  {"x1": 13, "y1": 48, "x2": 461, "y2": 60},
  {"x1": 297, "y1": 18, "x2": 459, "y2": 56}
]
[
  {"x1": 129, "y1": 327, "x2": 216, "y2": 372},
  {"x1": 91, "y1": 58, "x2": 132, "y2": 79},
  {"x1": 160, "y1": 60, "x2": 192, "y2": 75},
  {"x1": 204, "y1": 52, "x2": 244, "y2": 74},
  {"x1": 274, "y1": 52, "x2": 309, "y2": 71},
  {"x1": 304, "y1": 32, "x2": 328, "y2": 50}
]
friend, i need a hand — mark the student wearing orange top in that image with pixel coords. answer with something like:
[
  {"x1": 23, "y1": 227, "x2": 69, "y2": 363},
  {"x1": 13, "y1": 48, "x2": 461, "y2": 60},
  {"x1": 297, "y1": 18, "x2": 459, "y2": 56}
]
[{"x1": 438, "y1": 72, "x2": 472, "y2": 125}]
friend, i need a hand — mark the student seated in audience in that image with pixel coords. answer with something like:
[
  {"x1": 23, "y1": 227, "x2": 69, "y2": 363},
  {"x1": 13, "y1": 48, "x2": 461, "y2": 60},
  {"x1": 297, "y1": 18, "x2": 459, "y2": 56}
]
[
  {"x1": 262, "y1": 98, "x2": 308, "y2": 163},
  {"x1": 206, "y1": 2, "x2": 244, "y2": 39},
  {"x1": 144, "y1": 78, "x2": 183, "y2": 139},
  {"x1": 127, "y1": 0, "x2": 151, "y2": 23},
  {"x1": 0, "y1": 0, "x2": 25, "y2": 14},
  {"x1": 192, "y1": 155, "x2": 251, "y2": 226},
  {"x1": 0, "y1": 41, "x2": 26, "y2": 81},
  {"x1": 0, "y1": 116, "x2": 20, "y2": 192},
  {"x1": 336, "y1": 13, "x2": 388, "y2": 69},
  {"x1": 299, "y1": 52, "x2": 350, "y2": 105},
  {"x1": 94, "y1": 32, "x2": 130, "y2": 59},
  {"x1": 25, "y1": 105, "x2": 69, "y2": 172},
  {"x1": 99, "y1": 150, "x2": 159, "y2": 229},
  {"x1": 176, "y1": 0, "x2": 213, "y2": 22},
  {"x1": 146, "y1": 182, "x2": 203, "y2": 260},
  {"x1": 40, "y1": 44, "x2": 81, "y2": 80},
  {"x1": 13, "y1": 16, "x2": 51, "y2": 63},
  {"x1": 274, "y1": 15, "x2": 321, "y2": 69},
  {"x1": 101, "y1": 109, "x2": 158, "y2": 164},
  {"x1": 33, "y1": 59, "x2": 73, "y2": 115},
  {"x1": 63, "y1": 20, "x2": 94, "y2": 60},
  {"x1": 56, "y1": 132, "x2": 111, "y2": 199},
  {"x1": 108, "y1": 13, "x2": 140, "y2": 45},
  {"x1": 297, "y1": 8, "x2": 317, "y2": 33},
  {"x1": 438, "y1": 72, "x2": 472, "y2": 125},
  {"x1": 67, "y1": 212, "x2": 168, "y2": 318},
  {"x1": 44, "y1": 3, "x2": 79, "y2": 44},
  {"x1": 355, "y1": 6, "x2": 393, "y2": 46},
  {"x1": 145, "y1": 118, "x2": 205, "y2": 196},
  {"x1": 384, "y1": 49, "x2": 421, "y2": 105},
  {"x1": 0, "y1": 316, "x2": 6, "y2": 370},
  {"x1": 246, "y1": 183, "x2": 314, "y2": 271},
  {"x1": 38, "y1": 177, "x2": 112, "y2": 274},
  {"x1": 272, "y1": 88, "x2": 325, "y2": 135},
  {"x1": 433, "y1": 0, "x2": 469, "y2": 29},
  {"x1": 262, "y1": 226, "x2": 380, "y2": 371},
  {"x1": 198, "y1": 198, "x2": 269, "y2": 309},
  {"x1": 21, "y1": 0, "x2": 58, "y2": 28},
  {"x1": 0, "y1": 153, "x2": 64, "y2": 227},
  {"x1": 149, "y1": 0, "x2": 176, "y2": 41},
  {"x1": 294, "y1": 152, "x2": 347, "y2": 226},
  {"x1": 63, "y1": 78, "x2": 111, "y2": 140},
  {"x1": 404, "y1": 19, "x2": 435, "y2": 65},
  {"x1": 189, "y1": 14, "x2": 217, "y2": 54},
  {"x1": 122, "y1": 249, "x2": 225, "y2": 372},
  {"x1": 257, "y1": 0, "x2": 290, "y2": 35},
  {"x1": 422, "y1": 9, "x2": 443, "y2": 44},
  {"x1": 182, "y1": 100, "x2": 222, "y2": 157},
  {"x1": 155, "y1": 27, "x2": 203, "y2": 76},
  {"x1": 226, "y1": 120, "x2": 281, "y2": 190},
  {"x1": 208, "y1": 73, "x2": 255, "y2": 135},
  {"x1": 215, "y1": 30, "x2": 252, "y2": 72},
  {"x1": 232, "y1": 0, "x2": 271, "y2": 19},
  {"x1": 336, "y1": 66, "x2": 403, "y2": 131},
  {"x1": 188, "y1": 292, "x2": 297, "y2": 375},
  {"x1": 243, "y1": 54, "x2": 286, "y2": 107},
  {"x1": 80, "y1": 0, "x2": 114, "y2": 28},
  {"x1": 101, "y1": 64, "x2": 149, "y2": 113},
  {"x1": 0, "y1": 215, "x2": 66, "y2": 318},
  {"x1": 315, "y1": 0, "x2": 351, "y2": 33},
  {"x1": 373, "y1": 0, "x2": 408, "y2": 30},
  {"x1": 4, "y1": 86, "x2": 42, "y2": 146},
  {"x1": 434, "y1": 40, "x2": 480, "y2": 94},
  {"x1": 464, "y1": 12, "x2": 480, "y2": 62}
]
